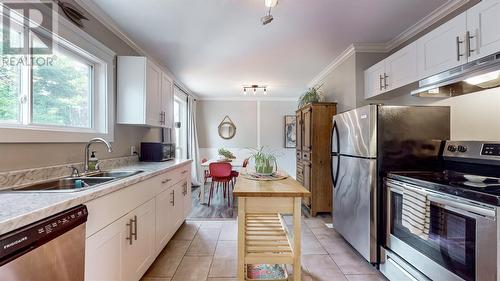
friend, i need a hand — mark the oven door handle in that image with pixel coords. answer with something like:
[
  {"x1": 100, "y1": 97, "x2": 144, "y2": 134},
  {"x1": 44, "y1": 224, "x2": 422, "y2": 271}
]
[
  {"x1": 427, "y1": 194, "x2": 496, "y2": 218},
  {"x1": 387, "y1": 179, "x2": 496, "y2": 218}
]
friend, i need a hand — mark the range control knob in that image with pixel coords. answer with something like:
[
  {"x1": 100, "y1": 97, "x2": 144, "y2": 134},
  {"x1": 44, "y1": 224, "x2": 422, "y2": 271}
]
[
  {"x1": 458, "y1": 145, "x2": 468, "y2": 153},
  {"x1": 447, "y1": 145, "x2": 457, "y2": 152}
]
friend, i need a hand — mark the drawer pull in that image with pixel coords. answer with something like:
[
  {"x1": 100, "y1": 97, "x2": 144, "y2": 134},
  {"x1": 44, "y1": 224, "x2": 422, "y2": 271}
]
[
  {"x1": 181, "y1": 170, "x2": 188, "y2": 174},
  {"x1": 162, "y1": 178, "x2": 171, "y2": 184}
]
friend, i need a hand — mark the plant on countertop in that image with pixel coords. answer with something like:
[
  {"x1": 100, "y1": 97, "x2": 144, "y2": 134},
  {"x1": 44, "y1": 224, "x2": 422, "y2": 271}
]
[
  {"x1": 248, "y1": 147, "x2": 278, "y2": 175},
  {"x1": 218, "y1": 148, "x2": 236, "y2": 160},
  {"x1": 298, "y1": 86, "x2": 324, "y2": 108}
]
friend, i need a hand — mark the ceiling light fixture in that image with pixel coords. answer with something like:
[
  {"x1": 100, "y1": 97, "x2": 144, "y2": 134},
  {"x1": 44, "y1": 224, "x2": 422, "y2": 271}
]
[
  {"x1": 243, "y1": 85, "x2": 268, "y2": 95},
  {"x1": 261, "y1": 0, "x2": 278, "y2": 25}
]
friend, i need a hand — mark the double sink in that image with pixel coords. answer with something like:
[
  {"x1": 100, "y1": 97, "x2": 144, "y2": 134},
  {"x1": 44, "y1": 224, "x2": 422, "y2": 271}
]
[{"x1": 9, "y1": 170, "x2": 144, "y2": 193}]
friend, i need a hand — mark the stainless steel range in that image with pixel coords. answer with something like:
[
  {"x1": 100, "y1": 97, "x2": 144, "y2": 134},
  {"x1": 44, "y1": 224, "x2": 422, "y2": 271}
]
[{"x1": 381, "y1": 141, "x2": 500, "y2": 281}]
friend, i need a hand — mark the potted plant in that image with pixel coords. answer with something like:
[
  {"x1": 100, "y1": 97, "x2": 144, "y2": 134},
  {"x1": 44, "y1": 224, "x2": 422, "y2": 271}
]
[
  {"x1": 248, "y1": 147, "x2": 278, "y2": 175},
  {"x1": 298, "y1": 86, "x2": 324, "y2": 108},
  {"x1": 218, "y1": 148, "x2": 236, "y2": 161}
]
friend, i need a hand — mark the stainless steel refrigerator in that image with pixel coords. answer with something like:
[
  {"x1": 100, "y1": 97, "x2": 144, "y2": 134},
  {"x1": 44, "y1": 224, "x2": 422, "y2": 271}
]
[{"x1": 330, "y1": 105, "x2": 450, "y2": 264}]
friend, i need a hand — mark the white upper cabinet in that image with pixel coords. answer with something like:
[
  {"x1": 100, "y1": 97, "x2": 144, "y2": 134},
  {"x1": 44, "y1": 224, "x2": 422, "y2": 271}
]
[
  {"x1": 417, "y1": 13, "x2": 467, "y2": 79},
  {"x1": 161, "y1": 73, "x2": 174, "y2": 128},
  {"x1": 117, "y1": 56, "x2": 173, "y2": 128},
  {"x1": 467, "y1": 0, "x2": 500, "y2": 61},
  {"x1": 364, "y1": 42, "x2": 417, "y2": 99},
  {"x1": 145, "y1": 62, "x2": 162, "y2": 126},
  {"x1": 364, "y1": 60, "x2": 386, "y2": 99},
  {"x1": 385, "y1": 42, "x2": 418, "y2": 90}
]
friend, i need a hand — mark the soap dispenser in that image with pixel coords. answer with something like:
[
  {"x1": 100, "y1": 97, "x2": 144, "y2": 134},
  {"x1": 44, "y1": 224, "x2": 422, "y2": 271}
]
[{"x1": 89, "y1": 151, "x2": 98, "y2": 171}]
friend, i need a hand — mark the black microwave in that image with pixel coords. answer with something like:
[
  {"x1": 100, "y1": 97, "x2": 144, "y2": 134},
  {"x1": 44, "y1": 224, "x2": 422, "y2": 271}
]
[{"x1": 140, "y1": 142, "x2": 175, "y2": 162}]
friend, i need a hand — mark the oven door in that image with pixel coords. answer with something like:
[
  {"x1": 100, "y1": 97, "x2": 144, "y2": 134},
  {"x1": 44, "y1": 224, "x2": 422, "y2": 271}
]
[{"x1": 384, "y1": 179, "x2": 498, "y2": 281}]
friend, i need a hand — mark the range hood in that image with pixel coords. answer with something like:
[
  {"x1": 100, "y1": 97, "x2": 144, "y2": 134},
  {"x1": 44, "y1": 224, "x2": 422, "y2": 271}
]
[{"x1": 412, "y1": 52, "x2": 500, "y2": 97}]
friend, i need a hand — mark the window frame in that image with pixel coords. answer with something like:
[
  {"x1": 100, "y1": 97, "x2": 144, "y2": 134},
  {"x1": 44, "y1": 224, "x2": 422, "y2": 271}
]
[{"x1": 0, "y1": 4, "x2": 115, "y2": 143}]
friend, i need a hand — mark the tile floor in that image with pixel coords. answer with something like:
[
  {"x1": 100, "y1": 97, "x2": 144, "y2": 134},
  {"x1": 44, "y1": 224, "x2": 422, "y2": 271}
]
[{"x1": 141, "y1": 216, "x2": 387, "y2": 281}]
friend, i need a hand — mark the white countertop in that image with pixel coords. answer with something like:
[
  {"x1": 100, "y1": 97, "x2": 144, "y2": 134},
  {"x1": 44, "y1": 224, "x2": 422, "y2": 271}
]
[{"x1": 0, "y1": 159, "x2": 192, "y2": 235}]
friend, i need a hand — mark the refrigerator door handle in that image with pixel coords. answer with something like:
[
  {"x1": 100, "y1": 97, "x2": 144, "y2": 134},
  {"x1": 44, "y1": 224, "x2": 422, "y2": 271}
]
[{"x1": 331, "y1": 121, "x2": 340, "y2": 188}]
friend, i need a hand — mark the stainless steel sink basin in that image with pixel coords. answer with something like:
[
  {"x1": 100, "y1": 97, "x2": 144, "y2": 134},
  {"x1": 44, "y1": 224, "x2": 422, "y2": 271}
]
[
  {"x1": 8, "y1": 170, "x2": 144, "y2": 193},
  {"x1": 86, "y1": 170, "x2": 144, "y2": 178}
]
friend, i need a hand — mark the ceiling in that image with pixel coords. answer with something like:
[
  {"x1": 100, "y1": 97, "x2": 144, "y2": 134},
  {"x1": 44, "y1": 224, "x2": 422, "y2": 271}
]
[{"x1": 90, "y1": 0, "x2": 450, "y2": 98}]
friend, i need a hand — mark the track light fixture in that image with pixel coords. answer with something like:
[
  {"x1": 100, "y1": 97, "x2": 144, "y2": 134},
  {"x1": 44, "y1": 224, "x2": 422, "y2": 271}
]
[
  {"x1": 243, "y1": 85, "x2": 268, "y2": 95},
  {"x1": 261, "y1": 0, "x2": 278, "y2": 25}
]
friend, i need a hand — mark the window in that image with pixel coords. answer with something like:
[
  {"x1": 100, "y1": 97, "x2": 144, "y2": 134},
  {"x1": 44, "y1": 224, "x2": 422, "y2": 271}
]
[{"x1": 0, "y1": 4, "x2": 115, "y2": 142}]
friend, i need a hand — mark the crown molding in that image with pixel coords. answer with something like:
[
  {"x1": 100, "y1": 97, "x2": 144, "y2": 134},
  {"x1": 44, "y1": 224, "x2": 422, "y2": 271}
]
[
  {"x1": 74, "y1": 0, "x2": 194, "y2": 96},
  {"x1": 386, "y1": 0, "x2": 470, "y2": 51},
  {"x1": 309, "y1": 0, "x2": 470, "y2": 87}
]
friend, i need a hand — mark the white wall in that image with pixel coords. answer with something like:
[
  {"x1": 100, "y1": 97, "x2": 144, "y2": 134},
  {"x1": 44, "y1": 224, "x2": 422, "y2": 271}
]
[{"x1": 197, "y1": 100, "x2": 297, "y2": 177}]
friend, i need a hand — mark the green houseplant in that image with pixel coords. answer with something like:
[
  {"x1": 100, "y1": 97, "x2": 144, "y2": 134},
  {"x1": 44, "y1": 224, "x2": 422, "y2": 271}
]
[
  {"x1": 218, "y1": 148, "x2": 236, "y2": 160},
  {"x1": 248, "y1": 147, "x2": 278, "y2": 175},
  {"x1": 298, "y1": 86, "x2": 323, "y2": 108}
]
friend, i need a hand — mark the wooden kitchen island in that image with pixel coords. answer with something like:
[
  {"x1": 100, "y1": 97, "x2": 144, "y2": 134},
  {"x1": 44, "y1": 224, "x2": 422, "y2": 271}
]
[{"x1": 233, "y1": 174, "x2": 310, "y2": 281}]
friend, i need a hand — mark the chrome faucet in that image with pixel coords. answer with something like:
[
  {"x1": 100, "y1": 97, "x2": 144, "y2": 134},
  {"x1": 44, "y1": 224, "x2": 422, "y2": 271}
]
[{"x1": 84, "y1": 138, "x2": 113, "y2": 173}]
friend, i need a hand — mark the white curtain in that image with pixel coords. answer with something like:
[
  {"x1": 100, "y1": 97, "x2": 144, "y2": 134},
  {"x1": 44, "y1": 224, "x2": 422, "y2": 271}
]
[{"x1": 187, "y1": 96, "x2": 202, "y2": 186}]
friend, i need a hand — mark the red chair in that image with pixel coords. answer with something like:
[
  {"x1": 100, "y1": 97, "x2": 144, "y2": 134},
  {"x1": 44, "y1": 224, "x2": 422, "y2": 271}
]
[
  {"x1": 231, "y1": 158, "x2": 249, "y2": 184},
  {"x1": 202, "y1": 158, "x2": 211, "y2": 185},
  {"x1": 208, "y1": 162, "x2": 233, "y2": 207}
]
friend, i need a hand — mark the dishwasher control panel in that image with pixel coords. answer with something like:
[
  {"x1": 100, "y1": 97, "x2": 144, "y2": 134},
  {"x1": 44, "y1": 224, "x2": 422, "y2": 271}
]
[{"x1": 0, "y1": 205, "x2": 87, "y2": 265}]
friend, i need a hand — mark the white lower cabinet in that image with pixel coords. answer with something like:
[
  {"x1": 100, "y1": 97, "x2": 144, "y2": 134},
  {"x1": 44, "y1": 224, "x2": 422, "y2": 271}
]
[
  {"x1": 183, "y1": 178, "x2": 192, "y2": 219},
  {"x1": 85, "y1": 215, "x2": 126, "y2": 281},
  {"x1": 155, "y1": 185, "x2": 176, "y2": 250},
  {"x1": 85, "y1": 164, "x2": 192, "y2": 281},
  {"x1": 85, "y1": 199, "x2": 155, "y2": 281},
  {"x1": 123, "y1": 199, "x2": 156, "y2": 281}
]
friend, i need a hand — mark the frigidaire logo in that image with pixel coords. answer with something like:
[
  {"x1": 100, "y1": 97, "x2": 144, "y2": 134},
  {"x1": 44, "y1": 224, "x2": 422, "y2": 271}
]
[
  {"x1": 3, "y1": 236, "x2": 27, "y2": 249},
  {"x1": 1, "y1": 1, "x2": 57, "y2": 66}
]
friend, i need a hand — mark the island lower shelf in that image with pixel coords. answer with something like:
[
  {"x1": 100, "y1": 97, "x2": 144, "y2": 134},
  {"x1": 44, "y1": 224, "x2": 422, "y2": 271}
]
[{"x1": 244, "y1": 213, "x2": 293, "y2": 265}]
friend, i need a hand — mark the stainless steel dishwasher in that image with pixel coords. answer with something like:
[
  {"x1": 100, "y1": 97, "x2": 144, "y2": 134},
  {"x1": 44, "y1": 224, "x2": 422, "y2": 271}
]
[{"x1": 0, "y1": 205, "x2": 88, "y2": 281}]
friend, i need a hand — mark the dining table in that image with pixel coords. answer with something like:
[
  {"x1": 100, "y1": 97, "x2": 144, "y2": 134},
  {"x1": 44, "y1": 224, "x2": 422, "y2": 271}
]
[{"x1": 200, "y1": 158, "x2": 245, "y2": 203}]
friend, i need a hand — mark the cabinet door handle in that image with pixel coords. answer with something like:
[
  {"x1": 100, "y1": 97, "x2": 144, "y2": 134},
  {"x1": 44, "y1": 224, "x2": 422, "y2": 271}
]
[
  {"x1": 466, "y1": 31, "x2": 476, "y2": 57},
  {"x1": 183, "y1": 182, "x2": 188, "y2": 195},
  {"x1": 379, "y1": 74, "x2": 384, "y2": 91},
  {"x1": 162, "y1": 178, "x2": 171, "y2": 184},
  {"x1": 456, "y1": 36, "x2": 464, "y2": 61},
  {"x1": 126, "y1": 215, "x2": 137, "y2": 245},
  {"x1": 132, "y1": 215, "x2": 138, "y2": 241},
  {"x1": 170, "y1": 190, "x2": 175, "y2": 206},
  {"x1": 384, "y1": 73, "x2": 389, "y2": 89}
]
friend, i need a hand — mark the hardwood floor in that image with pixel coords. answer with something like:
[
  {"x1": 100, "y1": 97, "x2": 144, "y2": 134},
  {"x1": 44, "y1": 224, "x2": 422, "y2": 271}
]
[
  {"x1": 188, "y1": 183, "x2": 237, "y2": 219},
  {"x1": 187, "y1": 182, "x2": 329, "y2": 220}
]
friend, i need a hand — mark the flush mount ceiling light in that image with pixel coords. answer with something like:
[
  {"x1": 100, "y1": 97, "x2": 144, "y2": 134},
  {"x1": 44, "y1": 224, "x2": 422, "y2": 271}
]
[
  {"x1": 243, "y1": 85, "x2": 268, "y2": 95},
  {"x1": 261, "y1": 0, "x2": 278, "y2": 25}
]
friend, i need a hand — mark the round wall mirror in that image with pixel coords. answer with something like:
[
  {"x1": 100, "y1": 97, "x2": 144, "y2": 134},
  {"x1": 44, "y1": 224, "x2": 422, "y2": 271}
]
[{"x1": 218, "y1": 116, "x2": 236, "y2": 140}]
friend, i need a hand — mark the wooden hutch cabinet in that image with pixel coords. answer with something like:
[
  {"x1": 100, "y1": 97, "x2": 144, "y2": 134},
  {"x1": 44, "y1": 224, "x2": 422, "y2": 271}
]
[{"x1": 296, "y1": 102, "x2": 337, "y2": 216}]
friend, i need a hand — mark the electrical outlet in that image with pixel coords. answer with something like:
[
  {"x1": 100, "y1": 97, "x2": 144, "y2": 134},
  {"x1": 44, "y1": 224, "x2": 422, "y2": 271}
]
[{"x1": 130, "y1": 146, "x2": 136, "y2": 156}]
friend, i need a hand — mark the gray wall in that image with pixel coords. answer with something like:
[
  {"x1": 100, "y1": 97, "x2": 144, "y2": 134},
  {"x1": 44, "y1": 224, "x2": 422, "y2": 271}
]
[
  {"x1": 197, "y1": 100, "x2": 297, "y2": 176},
  {"x1": 320, "y1": 55, "x2": 356, "y2": 113},
  {"x1": 0, "y1": 1, "x2": 162, "y2": 172}
]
